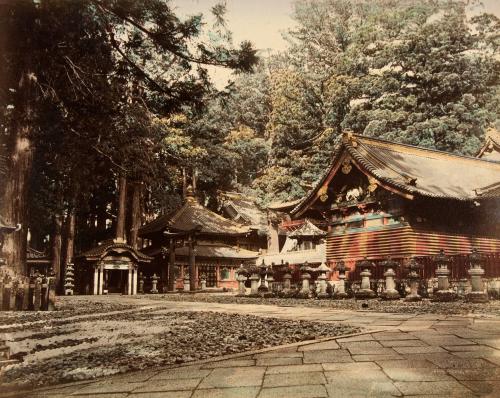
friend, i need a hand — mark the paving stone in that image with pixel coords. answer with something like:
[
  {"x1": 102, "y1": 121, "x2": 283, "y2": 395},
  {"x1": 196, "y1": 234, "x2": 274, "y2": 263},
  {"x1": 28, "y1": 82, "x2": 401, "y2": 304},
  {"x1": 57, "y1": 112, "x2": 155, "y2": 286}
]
[
  {"x1": 352, "y1": 354, "x2": 404, "y2": 362},
  {"x1": 322, "y1": 362, "x2": 380, "y2": 371},
  {"x1": 394, "y1": 380, "x2": 473, "y2": 396},
  {"x1": 256, "y1": 357, "x2": 303, "y2": 366},
  {"x1": 393, "y1": 345, "x2": 447, "y2": 354},
  {"x1": 459, "y1": 380, "x2": 500, "y2": 395},
  {"x1": 303, "y1": 349, "x2": 353, "y2": 363},
  {"x1": 442, "y1": 344, "x2": 493, "y2": 352},
  {"x1": 199, "y1": 367, "x2": 266, "y2": 388},
  {"x1": 383, "y1": 367, "x2": 452, "y2": 382},
  {"x1": 429, "y1": 356, "x2": 497, "y2": 369},
  {"x1": 339, "y1": 341, "x2": 385, "y2": 350},
  {"x1": 375, "y1": 359, "x2": 437, "y2": 369},
  {"x1": 324, "y1": 369, "x2": 389, "y2": 383},
  {"x1": 379, "y1": 339, "x2": 428, "y2": 348},
  {"x1": 71, "y1": 382, "x2": 143, "y2": 395},
  {"x1": 472, "y1": 338, "x2": 500, "y2": 349},
  {"x1": 447, "y1": 368, "x2": 500, "y2": 381},
  {"x1": 130, "y1": 392, "x2": 191, "y2": 398},
  {"x1": 340, "y1": 341, "x2": 399, "y2": 356},
  {"x1": 266, "y1": 364, "x2": 323, "y2": 374},
  {"x1": 202, "y1": 359, "x2": 255, "y2": 369},
  {"x1": 298, "y1": 340, "x2": 340, "y2": 351},
  {"x1": 191, "y1": 387, "x2": 260, "y2": 398},
  {"x1": 131, "y1": 378, "x2": 201, "y2": 393},
  {"x1": 336, "y1": 334, "x2": 374, "y2": 342},
  {"x1": 324, "y1": 380, "x2": 401, "y2": 397},
  {"x1": 150, "y1": 368, "x2": 211, "y2": 381},
  {"x1": 258, "y1": 384, "x2": 328, "y2": 398},
  {"x1": 263, "y1": 371, "x2": 327, "y2": 388},
  {"x1": 253, "y1": 351, "x2": 303, "y2": 359},
  {"x1": 451, "y1": 350, "x2": 500, "y2": 359},
  {"x1": 417, "y1": 336, "x2": 475, "y2": 346}
]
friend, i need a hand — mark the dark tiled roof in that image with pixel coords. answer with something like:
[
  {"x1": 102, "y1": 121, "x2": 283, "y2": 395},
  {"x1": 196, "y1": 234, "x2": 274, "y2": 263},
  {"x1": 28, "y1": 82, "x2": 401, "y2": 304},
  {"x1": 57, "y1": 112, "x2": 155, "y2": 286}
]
[
  {"x1": 77, "y1": 240, "x2": 152, "y2": 262},
  {"x1": 292, "y1": 133, "x2": 500, "y2": 216},
  {"x1": 143, "y1": 241, "x2": 259, "y2": 260},
  {"x1": 139, "y1": 197, "x2": 250, "y2": 237},
  {"x1": 267, "y1": 198, "x2": 302, "y2": 211},
  {"x1": 27, "y1": 247, "x2": 50, "y2": 262},
  {"x1": 219, "y1": 192, "x2": 267, "y2": 233}
]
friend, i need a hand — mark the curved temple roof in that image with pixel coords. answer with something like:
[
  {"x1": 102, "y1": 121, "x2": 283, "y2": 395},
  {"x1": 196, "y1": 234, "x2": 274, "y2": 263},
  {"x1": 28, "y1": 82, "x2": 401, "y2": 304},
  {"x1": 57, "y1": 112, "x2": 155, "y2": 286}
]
[
  {"x1": 292, "y1": 132, "x2": 500, "y2": 216},
  {"x1": 78, "y1": 239, "x2": 152, "y2": 263}
]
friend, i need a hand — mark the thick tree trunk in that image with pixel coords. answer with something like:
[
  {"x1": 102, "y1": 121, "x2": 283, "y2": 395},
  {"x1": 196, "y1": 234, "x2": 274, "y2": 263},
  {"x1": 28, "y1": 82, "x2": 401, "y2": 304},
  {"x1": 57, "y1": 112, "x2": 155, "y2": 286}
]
[
  {"x1": 127, "y1": 181, "x2": 141, "y2": 249},
  {"x1": 116, "y1": 175, "x2": 127, "y2": 241},
  {"x1": 51, "y1": 215, "x2": 62, "y2": 287},
  {"x1": 0, "y1": 128, "x2": 33, "y2": 275}
]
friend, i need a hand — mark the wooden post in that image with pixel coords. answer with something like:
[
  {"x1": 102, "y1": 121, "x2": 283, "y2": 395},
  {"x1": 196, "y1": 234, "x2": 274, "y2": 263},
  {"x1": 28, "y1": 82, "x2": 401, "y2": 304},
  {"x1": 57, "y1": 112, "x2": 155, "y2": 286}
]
[
  {"x1": 98, "y1": 264, "x2": 104, "y2": 295},
  {"x1": 127, "y1": 267, "x2": 132, "y2": 295},
  {"x1": 168, "y1": 239, "x2": 176, "y2": 291},
  {"x1": 189, "y1": 235, "x2": 196, "y2": 291},
  {"x1": 132, "y1": 268, "x2": 137, "y2": 295},
  {"x1": 48, "y1": 277, "x2": 56, "y2": 310},
  {"x1": 22, "y1": 277, "x2": 29, "y2": 310},
  {"x1": 116, "y1": 176, "x2": 127, "y2": 242},
  {"x1": 33, "y1": 275, "x2": 42, "y2": 311},
  {"x1": 2, "y1": 278, "x2": 11, "y2": 310},
  {"x1": 9, "y1": 280, "x2": 17, "y2": 310},
  {"x1": 93, "y1": 266, "x2": 99, "y2": 295}
]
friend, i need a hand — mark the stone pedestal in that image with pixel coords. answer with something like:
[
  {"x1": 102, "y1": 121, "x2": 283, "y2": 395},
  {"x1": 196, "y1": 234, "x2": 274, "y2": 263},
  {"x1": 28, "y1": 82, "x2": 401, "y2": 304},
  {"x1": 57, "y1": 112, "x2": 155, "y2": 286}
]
[
  {"x1": 381, "y1": 258, "x2": 400, "y2": 300},
  {"x1": 236, "y1": 271, "x2": 247, "y2": 296},
  {"x1": 266, "y1": 269, "x2": 275, "y2": 297},
  {"x1": 183, "y1": 274, "x2": 190, "y2": 292},
  {"x1": 139, "y1": 272, "x2": 144, "y2": 294},
  {"x1": 298, "y1": 264, "x2": 312, "y2": 298},
  {"x1": 466, "y1": 249, "x2": 488, "y2": 303},
  {"x1": 316, "y1": 262, "x2": 330, "y2": 299},
  {"x1": 283, "y1": 272, "x2": 292, "y2": 293},
  {"x1": 433, "y1": 249, "x2": 456, "y2": 302},
  {"x1": 405, "y1": 258, "x2": 422, "y2": 302},
  {"x1": 355, "y1": 258, "x2": 376, "y2": 299},
  {"x1": 257, "y1": 262, "x2": 270, "y2": 295},
  {"x1": 200, "y1": 277, "x2": 207, "y2": 291},
  {"x1": 333, "y1": 260, "x2": 350, "y2": 299},
  {"x1": 249, "y1": 268, "x2": 260, "y2": 296}
]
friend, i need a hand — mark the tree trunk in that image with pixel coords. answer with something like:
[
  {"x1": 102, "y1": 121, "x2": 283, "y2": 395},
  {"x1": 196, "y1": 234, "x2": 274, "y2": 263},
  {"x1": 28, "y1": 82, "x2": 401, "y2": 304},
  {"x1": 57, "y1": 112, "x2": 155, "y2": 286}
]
[
  {"x1": 0, "y1": 113, "x2": 33, "y2": 276},
  {"x1": 51, "y1": 215, "x2": 62, "y2": 288},
  {"x1": 127, "y1": 181, "x2": 141, "y2": 249},
  {"x1": 116, "y1": 175, "x2": 127, "y2": 241}
]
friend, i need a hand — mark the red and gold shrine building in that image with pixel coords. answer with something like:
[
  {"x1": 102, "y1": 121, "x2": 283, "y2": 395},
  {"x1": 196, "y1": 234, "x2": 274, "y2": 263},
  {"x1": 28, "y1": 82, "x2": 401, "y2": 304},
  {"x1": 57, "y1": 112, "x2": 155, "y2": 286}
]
[{"x1": 287, "y1": 132, "x2": 500, "y2": 281}]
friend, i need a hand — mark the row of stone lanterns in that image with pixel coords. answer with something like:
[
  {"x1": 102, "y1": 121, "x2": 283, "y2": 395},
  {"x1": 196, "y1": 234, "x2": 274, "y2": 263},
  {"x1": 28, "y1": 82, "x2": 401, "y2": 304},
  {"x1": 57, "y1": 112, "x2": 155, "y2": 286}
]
[{"x1": 238, "y1": 248, "x2": 489, "y2": 302}]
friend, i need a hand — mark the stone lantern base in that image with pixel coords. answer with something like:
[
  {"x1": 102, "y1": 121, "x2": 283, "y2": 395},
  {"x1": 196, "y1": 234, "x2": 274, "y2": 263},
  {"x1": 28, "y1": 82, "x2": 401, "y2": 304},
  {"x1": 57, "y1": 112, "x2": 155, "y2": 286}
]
[
  {"x1": 465, "y1": 291, "x2": 489, "y2": 303},
  {"x1": 433, "y1": 290, "x2": 457, "y2": 302},
  {"x1": 380, "y1": 290, "x2": 400, "y2": 300},
  {"x1": 404, "y1": 293, "x2": 422, "y2": 302},
  {"x1": 355, "y1": 289, "x2": 377, "y2": 299},
  {"x1": 333, "y1": 291, "x2": 349, "y2": 300}
]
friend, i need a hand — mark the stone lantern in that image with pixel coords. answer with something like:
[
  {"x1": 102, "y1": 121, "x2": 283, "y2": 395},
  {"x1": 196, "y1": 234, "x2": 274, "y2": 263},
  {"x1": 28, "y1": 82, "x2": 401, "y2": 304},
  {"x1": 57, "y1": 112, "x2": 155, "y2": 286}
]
[
  {"x1": 200, "y1": 273, "x2": 207, "y2": 290},
  {"x1": 466, "y1": 249, "x2": 488, "y2": 303},
  {"x1": 316, "y1": 262, "x2": 331, "y2": 299},
  {"x1": 266, "y1": 265, "x2": 275, "y2": 296},
  {"x1": 282, "y1": 262, "x2": 292, "y2": 295},
  {"x1": 183, "y1": 272, "x2": 190, "y2": 292},
  {"x1": 405, "y1": 257, "x2": 422, "y2": 302},
  {"x1": 433, "y1": 249, "x2": 456, "y2": 301},
  {"x1": 381, "y1": 257, "x2": 400, "y2": 300},
  {"x1": 299, "y1": 262, "x2": 312, "y2": 298},
  {"x1": 257, "y1": 259, "x2": 270, "y2": 294},
  {"x1": 354, "y1": 257, "x2": 376, "y2": 299},
  {"x1": 334, "y1": 260, "x2": 351, "y2": 299},
  {"x1": 138, "y1": 272, "x2": 145, "y2": 294},
  {"x1": 151, "y1": 273, "x2": 159, "y2": 294},
  {"x1": 248, "y1": 266, "x2": 261, "y2": 296},
  {"x1": 236, "y1": 264, "x2": 248, "y2": 296}
]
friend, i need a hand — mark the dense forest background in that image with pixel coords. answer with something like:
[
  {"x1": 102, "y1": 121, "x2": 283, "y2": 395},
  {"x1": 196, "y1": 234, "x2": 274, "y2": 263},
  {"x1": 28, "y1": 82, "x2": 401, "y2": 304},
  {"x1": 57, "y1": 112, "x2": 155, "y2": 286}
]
[{"x1": 0, "y1": 0, "x2": 499, "y2": 276}]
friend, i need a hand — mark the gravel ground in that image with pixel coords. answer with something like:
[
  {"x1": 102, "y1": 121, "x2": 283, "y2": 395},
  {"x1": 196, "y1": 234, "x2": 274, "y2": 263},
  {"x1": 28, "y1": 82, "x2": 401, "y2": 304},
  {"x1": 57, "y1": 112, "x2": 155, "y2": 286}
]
[
  {"x1": 142, "y1": 293, "x2": 500, "y2": 315},
  {"x1": 0, "y1": 304, "x2": 357, "y2": 389}
]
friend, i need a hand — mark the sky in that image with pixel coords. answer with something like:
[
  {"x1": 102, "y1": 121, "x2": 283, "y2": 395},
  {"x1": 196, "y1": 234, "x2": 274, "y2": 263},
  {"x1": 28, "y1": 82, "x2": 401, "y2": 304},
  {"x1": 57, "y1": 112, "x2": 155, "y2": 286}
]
[{"x1": 172, "y1": 0, "x2": 500, "y2": 88}]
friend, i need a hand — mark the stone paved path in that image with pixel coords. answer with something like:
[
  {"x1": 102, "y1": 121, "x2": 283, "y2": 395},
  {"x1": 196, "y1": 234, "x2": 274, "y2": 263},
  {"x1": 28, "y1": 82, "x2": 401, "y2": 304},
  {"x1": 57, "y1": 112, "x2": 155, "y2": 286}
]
[{"x1": 7, "y1": 296, "x2": 500, "y2": 397}]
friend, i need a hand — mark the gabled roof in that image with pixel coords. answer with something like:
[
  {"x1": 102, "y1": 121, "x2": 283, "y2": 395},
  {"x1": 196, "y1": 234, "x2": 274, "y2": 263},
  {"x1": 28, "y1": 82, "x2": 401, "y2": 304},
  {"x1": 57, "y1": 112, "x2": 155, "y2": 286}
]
[
  {"x1": 292, "y1": 132, "x2": 500, "y2": 216},
  {"x1": 77, "y1": 239, "x2": 152, "y2": 262},
  {"x1": 218, "y1": 191, "x2": 267, "y2": 233},
  {"x1": 476, "y1": 128, "x2": 500, "y2": 162},
  {"x1": 27, "y1": 247, "x2": 51, "y2": 263},
  {"x1": 267, "y1": 198, "x2": 302, "y2": 212},
  {"x1": 288, "y1": 219, "x2": 326, "y2": 238},
  {"x1": 139, "y1": 194, "x2": 250, "y2": 237}
]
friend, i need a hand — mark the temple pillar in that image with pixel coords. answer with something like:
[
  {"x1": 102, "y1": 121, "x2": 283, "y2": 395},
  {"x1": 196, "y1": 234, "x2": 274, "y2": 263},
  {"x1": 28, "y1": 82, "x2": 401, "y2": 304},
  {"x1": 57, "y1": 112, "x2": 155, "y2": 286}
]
[
  {"x1": 98, "y1": 264, "x2": 104, "y2": 295},
  {"x1": 168, "y1": 239, "x2": 176, "y2": 291},
  {"x1": 189, "y1": 235, "x2": 197, "y2": 291},
  {"x1": 127, "y1": 267, "x2": 132, "y2": 295},
  {"x1": 132, "y1": 268, "x2": 138, "y2": 295},
  {"x1": 93, "y1": 266, "x2": 98, "y2": 295}
]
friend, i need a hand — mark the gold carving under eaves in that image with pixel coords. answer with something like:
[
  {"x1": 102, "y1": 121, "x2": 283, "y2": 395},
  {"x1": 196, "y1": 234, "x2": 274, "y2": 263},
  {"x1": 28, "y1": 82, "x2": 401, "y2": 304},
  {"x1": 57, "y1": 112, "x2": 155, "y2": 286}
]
[
  {"x1": 368, "y1": 177, "x2": 378, "y2": 192},
  {"x1": 318, "y1": 185, "x2": 328, "y2": 202},
  {"x1": 341, "y1": 158, "x2": 352, "y2": 174}
]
